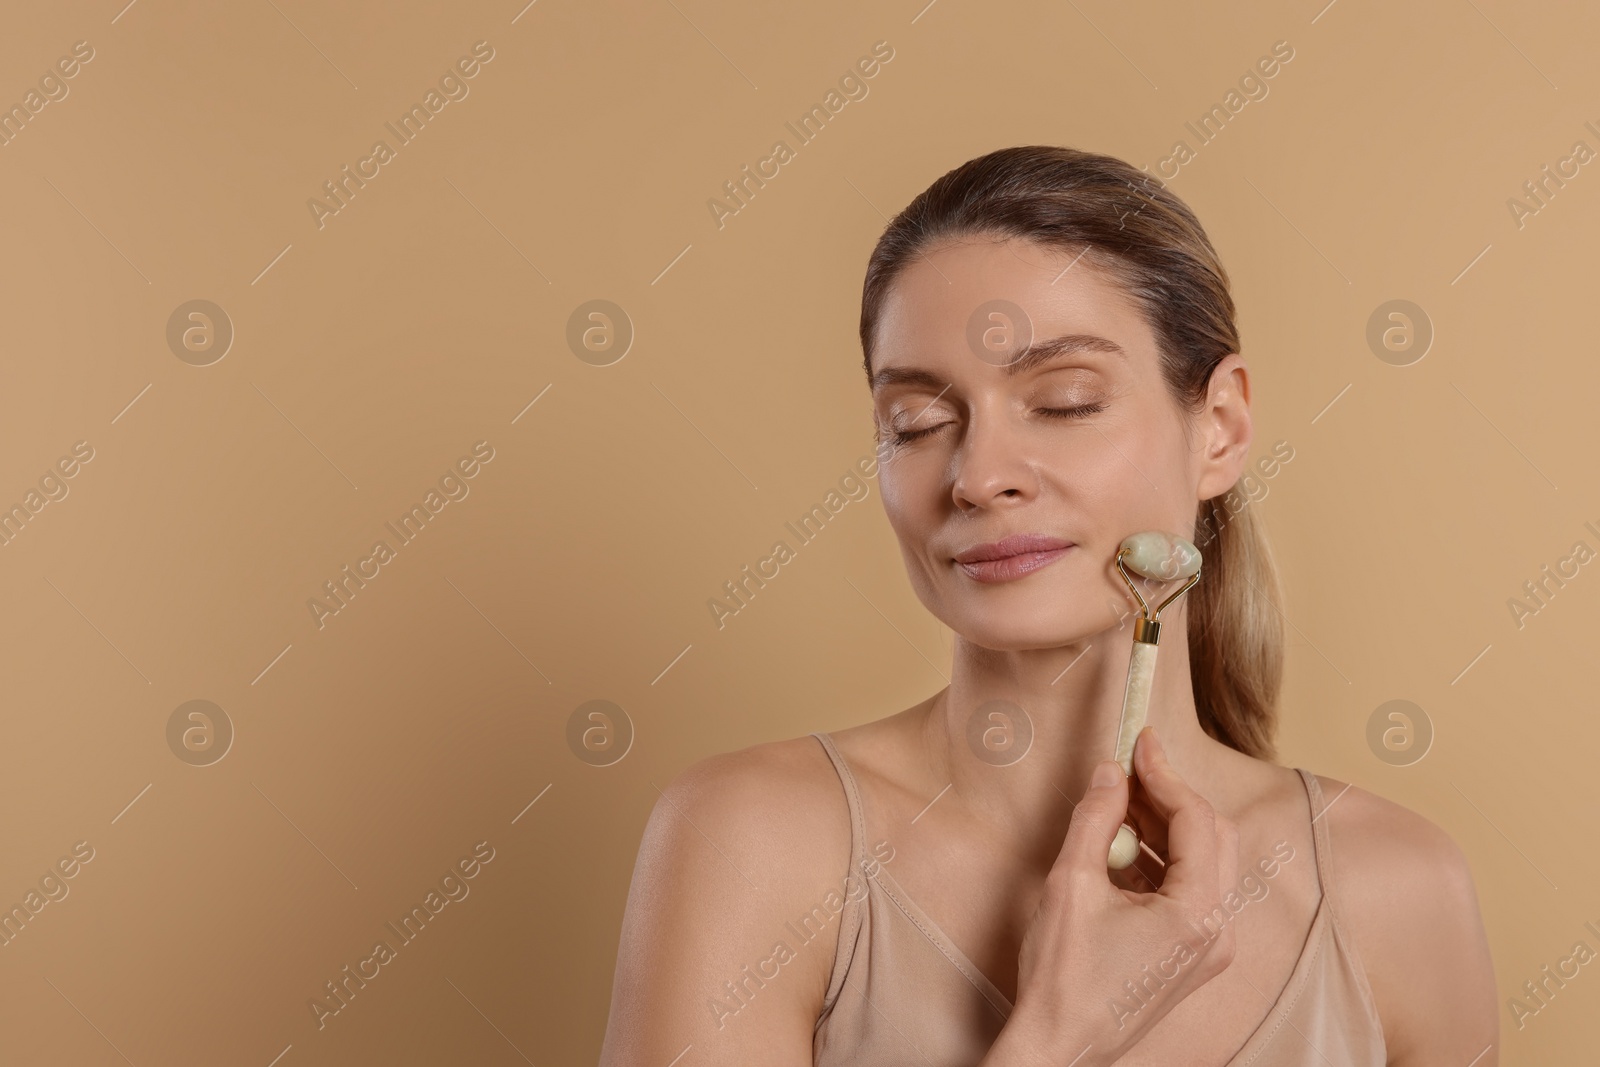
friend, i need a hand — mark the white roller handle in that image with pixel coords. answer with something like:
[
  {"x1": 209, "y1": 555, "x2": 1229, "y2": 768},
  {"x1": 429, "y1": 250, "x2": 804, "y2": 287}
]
[
  {"x1": 1107, "y1": 640, "x2": 1158, "y2": 869},
  {"x1": 1113, "y1": 641, "x2": 1158, "y2": 773}
]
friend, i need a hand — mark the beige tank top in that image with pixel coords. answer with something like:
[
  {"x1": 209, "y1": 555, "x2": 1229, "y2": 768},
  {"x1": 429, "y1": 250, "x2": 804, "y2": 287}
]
[{"x1": 809, "y1": 731, "x2": 1387, "y2": 1066}]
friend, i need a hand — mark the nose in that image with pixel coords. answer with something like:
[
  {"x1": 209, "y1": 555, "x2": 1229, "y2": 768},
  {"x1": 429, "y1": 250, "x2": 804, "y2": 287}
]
[{"x1": 950, "y1": 404, "x2": 1037, "y2": 512}]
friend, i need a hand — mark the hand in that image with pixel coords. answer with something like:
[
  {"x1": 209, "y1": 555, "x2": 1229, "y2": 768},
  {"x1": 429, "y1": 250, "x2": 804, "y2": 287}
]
[{"x1": 988, "y1": 727, "x2": 1240, "y2": 1067}]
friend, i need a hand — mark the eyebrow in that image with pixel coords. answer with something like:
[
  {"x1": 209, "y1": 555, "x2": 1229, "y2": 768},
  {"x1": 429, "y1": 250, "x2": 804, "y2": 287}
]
[{"x1": 869, "y1": 333, "x2": 1125, "y2": 391}]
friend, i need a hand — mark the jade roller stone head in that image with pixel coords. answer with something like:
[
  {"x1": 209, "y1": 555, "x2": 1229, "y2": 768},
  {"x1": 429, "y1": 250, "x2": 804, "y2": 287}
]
[{"x1": 1106, "y1": 531, "x2": 1203, "y2": 870}]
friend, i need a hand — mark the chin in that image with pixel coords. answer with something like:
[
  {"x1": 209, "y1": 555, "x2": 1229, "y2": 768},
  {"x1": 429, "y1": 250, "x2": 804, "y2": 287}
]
[{"x1": 938, "y1": 597, "x2": 1114, "y2": 653}]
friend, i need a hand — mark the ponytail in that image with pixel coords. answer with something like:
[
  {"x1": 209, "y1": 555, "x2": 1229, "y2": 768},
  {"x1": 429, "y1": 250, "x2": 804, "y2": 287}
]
[{"x1": 1188, "y1": 493, "x2": 1283, "y2": 760}]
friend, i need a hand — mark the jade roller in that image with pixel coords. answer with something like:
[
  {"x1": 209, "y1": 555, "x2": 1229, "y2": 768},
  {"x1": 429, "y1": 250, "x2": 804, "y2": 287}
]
[{"x1": 1106, "y1": 531, "x2": 1203, "y2": 870}]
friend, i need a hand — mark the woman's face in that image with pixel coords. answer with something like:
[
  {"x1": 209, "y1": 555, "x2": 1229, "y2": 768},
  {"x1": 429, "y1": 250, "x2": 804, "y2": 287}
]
[{"x1": 868, "y1": 235, "x2": 1251, "y2": 651}]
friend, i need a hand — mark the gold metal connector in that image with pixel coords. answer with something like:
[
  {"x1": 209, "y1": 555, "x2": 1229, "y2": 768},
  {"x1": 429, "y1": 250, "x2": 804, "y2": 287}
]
[{"x1": 1116, "y1": 545, "x2": 1202, "y2": 648}]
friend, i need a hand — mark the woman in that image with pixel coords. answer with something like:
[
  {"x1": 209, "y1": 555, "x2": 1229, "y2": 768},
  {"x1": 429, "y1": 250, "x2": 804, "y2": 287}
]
[{"x1": 598, "y1": 146, "x2": 1498, "y2": 1065}]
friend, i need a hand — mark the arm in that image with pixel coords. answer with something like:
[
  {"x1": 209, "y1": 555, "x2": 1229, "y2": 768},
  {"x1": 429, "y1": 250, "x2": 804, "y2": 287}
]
[
  {"x1": 1320, "y1": 779, "x2": 1500, "y2": 1065},
  {"x1": 597, "y1": 740, "x2": 847, "y2": 1067}
]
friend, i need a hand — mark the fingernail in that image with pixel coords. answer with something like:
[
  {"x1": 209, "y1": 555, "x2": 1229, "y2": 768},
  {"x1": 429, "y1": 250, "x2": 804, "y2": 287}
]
[{"x1": 1091, "y1": 761, "x2": 1121, "y2": 789}]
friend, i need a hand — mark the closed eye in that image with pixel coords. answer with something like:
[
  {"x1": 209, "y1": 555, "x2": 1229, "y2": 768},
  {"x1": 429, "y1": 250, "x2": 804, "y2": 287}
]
[
  {"x1": 1038, "y1": 402, "x2": 1106, "y2": 421},
  {"x1": 887, "y1": 401, "x2": 1106, "y2": 444}
]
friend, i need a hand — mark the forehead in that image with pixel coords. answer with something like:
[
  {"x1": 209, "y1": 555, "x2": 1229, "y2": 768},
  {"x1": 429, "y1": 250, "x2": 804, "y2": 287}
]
[{"x1": 871, "y1": 236, "x2": 1152, "y2": 374}]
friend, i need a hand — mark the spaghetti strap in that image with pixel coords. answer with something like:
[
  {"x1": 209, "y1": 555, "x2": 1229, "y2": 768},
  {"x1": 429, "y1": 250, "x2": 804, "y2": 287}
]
[
  {"x1": 809, "y1": 731, "x2": 867, "y2": 1021},
  {"x1": 1296, "y1": 768, "x2": 1349, "y2": 928}
]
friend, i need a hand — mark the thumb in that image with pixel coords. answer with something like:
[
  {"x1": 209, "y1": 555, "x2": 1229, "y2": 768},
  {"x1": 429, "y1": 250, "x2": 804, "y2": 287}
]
[{"x1": 1059, "y1": 760, "x2": 1130, "y2": 875}]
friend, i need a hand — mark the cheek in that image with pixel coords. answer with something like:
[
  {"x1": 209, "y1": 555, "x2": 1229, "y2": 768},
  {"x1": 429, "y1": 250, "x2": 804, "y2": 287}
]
[
  {"x1": 877, "y1": 463, "x2": 949, "y2": 589},
  {"x1": 877, "y1": 459, "x2": 934, "y2": 531},
  {"x1": 881, "y1": 493, "x2": 932, "y2": 578},
  {"x1": 1045, "y1": 429, "x2": 1189, "y2": 577},
  {"x1": 1073, "y1": 417, "x2": 1189, "y2": 510},
  {"x1": 1045, "y1": 427, "x2": 1143, "y2": 511}
]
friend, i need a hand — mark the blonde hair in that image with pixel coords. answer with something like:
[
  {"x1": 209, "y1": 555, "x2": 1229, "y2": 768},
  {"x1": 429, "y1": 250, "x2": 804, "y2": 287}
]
[{"x1": 858, "y1": 145, "x2": 1284, "y2": 760}]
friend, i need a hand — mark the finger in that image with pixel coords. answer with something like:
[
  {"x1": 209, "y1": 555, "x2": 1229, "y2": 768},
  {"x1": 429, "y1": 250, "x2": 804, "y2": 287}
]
[
  {"x1": 1104, "y1": 790, "x2": 1168, "y2": 895},
  {"x1": 1199, "y1": 815, "x2": 1241, "y2": 964},
  {"x1": 1215, "y1": 812, "x2": 1240, "y2": 915},
  {"x1": 1109, "y1": 855, "x2": 1153, "y2": 894},
  {"x1": 1109, "y1": 838, "x2": 1167, "y2": 894},
  {"x1": 1104, "y1": 741, "x2": 1172, "y2": 872},
  {"x1": 1125, "y1": 781, "x2": 1169, "y2": 860},
  {"x1": 1132, "y1": 727, "x2": 1220, "y2": 900},
  {"x1": 1057, "y1": 759, "x2": 1130, "y2": 878}
]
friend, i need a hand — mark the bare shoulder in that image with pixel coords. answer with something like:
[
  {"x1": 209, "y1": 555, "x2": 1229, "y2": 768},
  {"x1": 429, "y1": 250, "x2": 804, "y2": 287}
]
[
  {"x1": 648, "y1": 732, "x2": 853, "y2": 884},
  {"x1": 598, "y1": 731, "x2": 854, "y2": 1067},
  {"x1": 1308, "y1": 774, "x2": 1477, "y2": 908},
  {"x1": 1308, "y1": 774, "x2": 1499, "y2": 1063}
]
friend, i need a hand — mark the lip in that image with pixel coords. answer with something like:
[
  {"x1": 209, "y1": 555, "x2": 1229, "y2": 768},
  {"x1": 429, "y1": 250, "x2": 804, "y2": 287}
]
[{"x1": 953, "y1": 534, "x2": 1075, "y2": 584}]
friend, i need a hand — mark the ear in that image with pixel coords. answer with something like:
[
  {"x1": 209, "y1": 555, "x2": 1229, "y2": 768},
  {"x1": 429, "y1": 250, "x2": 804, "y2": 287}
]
[{"x1": 1193, "y1": 354, "x2": 1253, "y2": 501}]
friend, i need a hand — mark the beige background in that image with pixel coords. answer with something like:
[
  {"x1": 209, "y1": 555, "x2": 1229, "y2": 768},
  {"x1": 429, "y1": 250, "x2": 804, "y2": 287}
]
[{"x1": 0, "y1": 0, "x2": 1596, "y2": 1062}]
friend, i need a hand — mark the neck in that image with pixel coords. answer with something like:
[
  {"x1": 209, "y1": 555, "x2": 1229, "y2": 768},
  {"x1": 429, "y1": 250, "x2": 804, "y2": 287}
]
[{"x1": 919, "y1": 599, "x2": 1240, "y2": 855}]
